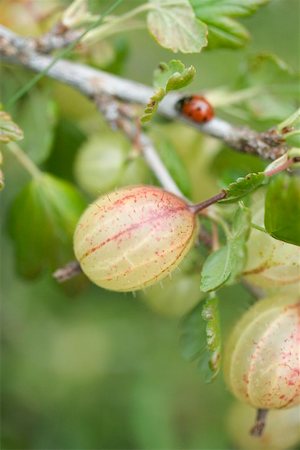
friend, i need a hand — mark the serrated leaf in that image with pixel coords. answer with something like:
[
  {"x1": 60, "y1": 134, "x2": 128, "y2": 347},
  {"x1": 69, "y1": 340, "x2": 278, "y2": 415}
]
[
  {"x1": 142, "y1": 60, "x2": 195, "y2": 123},
  {"x1": 180, "y1": 295, "x2": 221, "y2": 383},
  {"x1": 147, "y1": 0, "x2": 207, "y2": 53},
  {"x1": 264, "y1": 174, "x2": 300, "y2": 246},
  {"x1": 9, "y1": 173, "x2": 86, "y2": 278},
  {"x1": 155, "y1": 138, "x2": 192, "y2": 197},
  {"x1": 154, "y1": 60, "x2": 196, "y2": 92},
  {"x1": 221, "y1": 172, "x2": 267, "y2": 203},
  {"x1": 190, "y1": 0, "x2": 269, "y2": 49},
  {"x1": 200, "y1": 205, "x2": 251, "y2": 291},
  {"x1": 201, "y1": 295, "x2": 221, "y2": 381},
  {"x1": 0, "y1": 110, "x2": 24, "y2": 143},
  {"x1": 141, "y1": 88, "x2": 165, "y2": 123}
]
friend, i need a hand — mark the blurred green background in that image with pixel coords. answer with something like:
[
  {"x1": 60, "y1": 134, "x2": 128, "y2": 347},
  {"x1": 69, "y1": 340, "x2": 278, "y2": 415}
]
[{"x1": 1, "y1": 0, "x2": 300, "y2": 449}]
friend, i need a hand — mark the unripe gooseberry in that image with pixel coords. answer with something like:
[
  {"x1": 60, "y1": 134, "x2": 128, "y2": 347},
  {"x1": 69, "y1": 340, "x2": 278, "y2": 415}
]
[
  {"x1": 243, "y1": 195, "x2": 300, "y2": 291},
  {"x1": 224, "y1": 295, "x2": 300, "y2": 410},
  {"x1": 73, "y1": 185, "x2": 198, "y2": 292},
  {"x1": 74, "y1": 132, "x2": 148, "y2": 197},
  {"x1": 141, "y1": 249, "x2": 204, "y2": 317},
  {"x1": 227, "y1": 401, "x2": 300, "y2": 450}
]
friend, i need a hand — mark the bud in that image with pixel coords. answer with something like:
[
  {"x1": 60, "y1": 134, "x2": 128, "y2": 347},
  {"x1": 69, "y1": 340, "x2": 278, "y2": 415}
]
[
  {"x1": 224, "y1": 295, "x2": 300, "y2": 410},
  {"x1": 73, "y1": 185, "x2": 198, "y2": 292}
]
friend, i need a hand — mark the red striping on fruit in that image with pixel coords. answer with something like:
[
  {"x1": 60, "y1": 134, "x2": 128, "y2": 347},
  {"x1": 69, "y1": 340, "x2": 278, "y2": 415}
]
[
  {"x1": 73, "y1": 185, "x2": 198, "y2": 292},
  {"x1": 224, "y1": 296, "x2": 300, "y2": 410}
]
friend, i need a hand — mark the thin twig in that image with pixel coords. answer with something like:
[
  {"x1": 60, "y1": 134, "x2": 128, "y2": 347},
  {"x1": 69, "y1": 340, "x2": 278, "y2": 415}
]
[{"x1": 0, "y1": 25, "x2": 289, "y2": 161}]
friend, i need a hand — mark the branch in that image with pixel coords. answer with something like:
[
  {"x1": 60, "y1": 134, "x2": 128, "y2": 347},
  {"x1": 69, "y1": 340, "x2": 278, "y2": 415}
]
[{"x1": 0, "y1": 25, "x2": 289, "y2": 161}]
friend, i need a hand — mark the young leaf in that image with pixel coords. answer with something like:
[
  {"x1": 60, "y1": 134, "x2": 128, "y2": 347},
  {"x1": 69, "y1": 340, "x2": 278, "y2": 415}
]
[
  {"x1": 201, "y1": 295, "x2": 221, "y2": 381},
  {"x1": 0, "y1": 110, "x2": 24, "y2": 143},
  {"x1": 141, "y1": 88, "x2": 165, "y2": 123},
  {"x1": 155, "y1": 138, "x2": 192, "y2": 197},
  {"x1": 190, "y1": 0, "x2": 269, "y2": 49},
  {"x1": 141, "y1": 60, "x2": 195, "y2": 123},
  {"x1": 9, "y1": 173, "x2": 86, "y2": 278},
  {"x1": 221, "y1": 172, "x2": 267, "y2": 203},
  {"x1": 147, "y1": 0, "x2": 207, "y2": 53},
  {"x1": 264, "y1": 174, "x2": 300, "y2": 246},
  {"x1": 154, "y1": 60, "x2": 196, "y2": 92}
]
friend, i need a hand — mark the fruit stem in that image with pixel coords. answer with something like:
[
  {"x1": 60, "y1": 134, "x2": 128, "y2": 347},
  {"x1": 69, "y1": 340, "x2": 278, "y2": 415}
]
[
  {"x1": 189, "y1": 190, "x2": 227, "y2": 214},
  {"x1": 53, "y1": 260, "x2": 82, "y2": 282},
  {"x1": 250, "y1": 408, "x2": 268, "y2": 437}
]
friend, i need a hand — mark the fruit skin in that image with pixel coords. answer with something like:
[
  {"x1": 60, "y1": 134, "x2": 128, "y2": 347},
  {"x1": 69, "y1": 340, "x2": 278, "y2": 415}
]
[
  {"x1": 141, "y1": 249, "x2": 203, "y2": 317},
  {"x1": 176, "y1": 95, "x2": 214, "y2": 123},
  {"x1": 243, "y1": 195, "x2": 300, "y2": 292},
  {"x1": 74, "y1": 185, "x2": 198, "y2": 292},
  {"x1": 224, "y1": 295, "x2": 300, "y2": 410},
  {"x1": 227, "y1": 401, "x2": 300, "y2": 450},
  {"x1": 74, "y1": 132, "x2": 148, "y2": 197}
]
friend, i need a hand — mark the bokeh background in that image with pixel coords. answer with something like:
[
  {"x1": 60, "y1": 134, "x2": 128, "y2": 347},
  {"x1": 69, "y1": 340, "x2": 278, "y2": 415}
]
[{"x1": 1, "y1": 0, "x2": 300, "y2": 449}]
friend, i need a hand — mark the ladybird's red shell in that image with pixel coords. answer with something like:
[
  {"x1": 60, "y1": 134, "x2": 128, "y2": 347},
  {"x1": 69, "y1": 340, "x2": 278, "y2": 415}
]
[{"x1": 177, "y1": 95, "x2": 214, "y2": 123}]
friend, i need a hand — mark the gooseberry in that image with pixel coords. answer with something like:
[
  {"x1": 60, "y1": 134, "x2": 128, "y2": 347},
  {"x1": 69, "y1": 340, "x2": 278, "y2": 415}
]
[
  {"x1": 74, "y1": 132, "x2": 148, "y2": 197},
  {"x1": 224, "y1": 295, "x2": 300, "y2": 410},
  {"x1": 141, "y1": 249, "x2": 203, "y2": 317},
  {"x1": 227, "y1": 401, "x2": 300, "y2": 450},
  {"x1": 243, "y1": 196, "x2": 300, "y2": 291},
  {"x1": 73, "y1": 185, "x2": 198, "y2": 292}
]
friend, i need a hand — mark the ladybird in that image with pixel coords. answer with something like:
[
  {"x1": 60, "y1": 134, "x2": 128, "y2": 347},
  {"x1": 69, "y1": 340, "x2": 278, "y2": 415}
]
[{"x1": 176, "y1": 95, "x2": 214, "y2": 123}]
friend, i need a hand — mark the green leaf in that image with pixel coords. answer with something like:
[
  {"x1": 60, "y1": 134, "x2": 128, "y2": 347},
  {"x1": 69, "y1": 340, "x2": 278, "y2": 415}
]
[
  {"x1": 201, "y1": 295, "x2": 221, "y2": 381},
  {"x1": 155, "y1": 138, "x2": 192, "y2": 197},
  {"x1": 16, "y1": 87, "x2": 57, "y2": 164},
  {"x1": 142, "y1": 60, "x2": 195, "y2": 123},
  {"x1": 147, "y1": 0, "x2": 207, "y2": 53},
  {"x1": 0, "y1": 151, "x2": 4, "y2": 191},
  {"x1": 9, "y1": 173, "x2": 86, "y2": 278},
  {"x1": 0, "y1": 110, "x2": 24, "y2": 143},
  {"x1": 221, "y1": 172, "x2": 267, "y2": 203},
  {"x1": 141, "y1": 88, "x2": 165, "y2": 123},
  {"x1": 223, "y1": 53, "x2": 300, "y2": 127},
  {"x1": 180, "y1": 302, "x2": 207, "y2": 362},
  {"x1": 200, "y1": 205, "x2": 251, "y2": 291},
  {"x1": 264, "y1": 174, "x2": 300, "y2": 246},
  {"x1": 227, "y1": 205, "x2": 251, "y2": 283},
  {"x1": 154, "y1": 60, "x2": 196, "y2": 92},
  {"x1": 190, "y1": 0, "x2": 269, "y2": 49},
  {"x1": 200, "y1": 245, "x2": 231, "y2": 292},
  {"x1": 180, "y1": 295, "x2": 221, "y2": 382}
]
